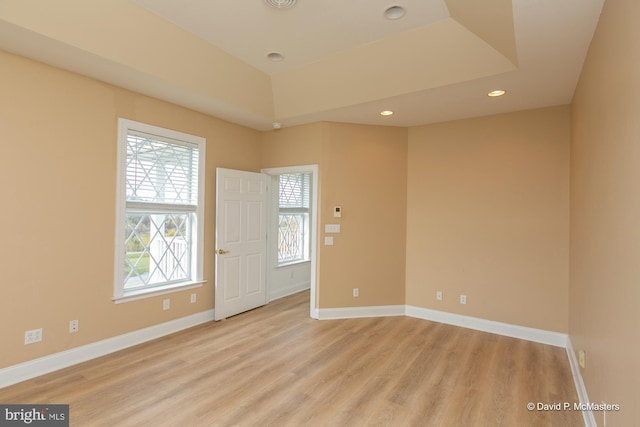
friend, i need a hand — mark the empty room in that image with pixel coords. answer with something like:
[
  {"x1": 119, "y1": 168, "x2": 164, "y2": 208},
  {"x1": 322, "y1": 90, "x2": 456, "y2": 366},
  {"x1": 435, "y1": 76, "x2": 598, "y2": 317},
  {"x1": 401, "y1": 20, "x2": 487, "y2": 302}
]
[{"x1": 0, "y1": 0, "x2": 638, "y2": 426}]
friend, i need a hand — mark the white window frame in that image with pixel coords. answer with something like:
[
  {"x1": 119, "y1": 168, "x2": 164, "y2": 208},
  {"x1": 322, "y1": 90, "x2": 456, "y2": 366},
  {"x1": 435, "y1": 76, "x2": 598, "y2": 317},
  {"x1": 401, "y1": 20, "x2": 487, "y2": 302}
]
[
  {"x1": 277, "y1": 172, "x2": 312, "y2": 267},
  {"x1": 113, "y1": 119, "x2": 206, "y2": 303}
]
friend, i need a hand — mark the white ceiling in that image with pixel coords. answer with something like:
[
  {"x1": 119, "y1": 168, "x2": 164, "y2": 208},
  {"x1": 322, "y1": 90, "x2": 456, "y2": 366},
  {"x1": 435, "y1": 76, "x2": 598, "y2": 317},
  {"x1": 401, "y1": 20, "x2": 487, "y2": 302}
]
[
  {"x1": 131, "y1": 0, "x2": 452, "y2": 74},
  {"x1": 0, "y1": 0, "x2": 605, "y2": 131}
]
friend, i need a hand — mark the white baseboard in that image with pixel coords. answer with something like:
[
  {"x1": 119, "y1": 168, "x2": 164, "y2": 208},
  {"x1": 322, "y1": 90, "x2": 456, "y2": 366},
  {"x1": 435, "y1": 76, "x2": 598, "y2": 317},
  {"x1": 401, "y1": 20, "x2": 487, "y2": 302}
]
[
  {"x1": 269, "y1": 282, "x2": 310, "y2": 301},
  {"x1": 405, "y1": 305, "x2": 567, "y2": 347},
  {"x1": 317, "y1": 305, "x2": 405, "y2": 320},
  {"x1": 0, "y1": 309, "x2": 215, "y2": 389},
  {"x1": 566, "y1": 337, "x2": 596, "y2": 427},
  {"x1": 318, "y1": 304, "x2": 567, "y2": 348},
  {"x1": 1, "y1": 301, "x2": 585, "y2": 419}
]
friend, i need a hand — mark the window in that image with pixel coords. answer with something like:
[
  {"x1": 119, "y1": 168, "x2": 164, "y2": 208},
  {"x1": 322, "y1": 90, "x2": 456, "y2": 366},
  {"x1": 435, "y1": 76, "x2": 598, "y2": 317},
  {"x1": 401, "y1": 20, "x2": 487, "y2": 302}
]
[
  {"x1": 114, "y1": 119, "x2": 205, "y2": 301},
  {"x1": 277, "y1": 172, "x2": 311, "y2": 265}
]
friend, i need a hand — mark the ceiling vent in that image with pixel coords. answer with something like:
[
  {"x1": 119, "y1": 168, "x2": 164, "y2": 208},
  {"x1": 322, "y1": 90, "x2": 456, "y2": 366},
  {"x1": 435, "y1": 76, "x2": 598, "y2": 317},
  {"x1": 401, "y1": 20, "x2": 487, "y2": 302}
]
[{"x1": 264, "y1": 0, "x2": 297, "y2": 9}]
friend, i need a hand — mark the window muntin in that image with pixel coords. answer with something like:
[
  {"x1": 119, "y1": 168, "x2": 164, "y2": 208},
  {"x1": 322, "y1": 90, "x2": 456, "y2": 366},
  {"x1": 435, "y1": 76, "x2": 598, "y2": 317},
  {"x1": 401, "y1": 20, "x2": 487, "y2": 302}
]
[
  {"x1": 115, "y1": 119, "x2": 205, "y2": 300},
  {"x1": 124, "y1": 212, "x2": 191, "y2": 289},
  {"x1": 278, "y1": 173, "x2": 311, "y2": 265}
]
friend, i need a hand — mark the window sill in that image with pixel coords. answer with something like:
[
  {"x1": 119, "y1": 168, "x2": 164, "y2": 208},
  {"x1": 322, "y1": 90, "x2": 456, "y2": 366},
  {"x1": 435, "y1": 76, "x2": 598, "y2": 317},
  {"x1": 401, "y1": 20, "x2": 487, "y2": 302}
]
[
  {"x1": 113, "y1": 281, "x2": 205, "y2": 304},
  {"x1": 277, "y1": 260, "x2": 311, "y2": 269}
]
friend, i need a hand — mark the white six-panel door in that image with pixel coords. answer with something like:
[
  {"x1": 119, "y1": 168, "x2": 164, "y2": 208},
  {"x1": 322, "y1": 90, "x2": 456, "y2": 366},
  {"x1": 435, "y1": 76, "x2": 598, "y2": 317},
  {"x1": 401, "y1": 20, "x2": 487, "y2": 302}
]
[{"x1": 214, "y1": 168, "x2": 269, "y2": 320}]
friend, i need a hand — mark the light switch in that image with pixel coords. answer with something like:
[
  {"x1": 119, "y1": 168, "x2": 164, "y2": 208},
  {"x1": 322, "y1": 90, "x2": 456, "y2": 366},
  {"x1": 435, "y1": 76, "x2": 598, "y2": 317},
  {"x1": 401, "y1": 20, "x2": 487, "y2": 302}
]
[
  {"x1": 334, "y1": 206, "x2": 342, "y2": 218},
  {"x1": 324, "y1": 236, "x2": 334, "y2": 246},
  {"x1": 325, "y1": 224, "x2": 341, "y2": 233}
]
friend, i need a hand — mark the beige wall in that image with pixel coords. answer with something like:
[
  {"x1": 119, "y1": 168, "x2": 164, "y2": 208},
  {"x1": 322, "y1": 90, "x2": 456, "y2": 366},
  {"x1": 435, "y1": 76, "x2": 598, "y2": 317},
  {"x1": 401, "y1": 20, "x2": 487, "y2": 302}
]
[
  {"x1": 0, "y1": 0, "x2": 274, "y2": 122},
  {"x1": 261, "y1": 122, "x2": 408, "y2": 308},
  {"x1": 261, "y1": 122, "x2": 325, "y2": 168},
  {"x1": 406, "y1": 106, "x2": 570, "y2": 332},
  {"x1": 319, "y1": 123, "x2": 407, "y2": 307},
  {"x1": 570, "y1": 0, "x2": 640, "y2": 424},
  {"x1": 0, "y1": 50, "x2": 261, "y2": 368}
]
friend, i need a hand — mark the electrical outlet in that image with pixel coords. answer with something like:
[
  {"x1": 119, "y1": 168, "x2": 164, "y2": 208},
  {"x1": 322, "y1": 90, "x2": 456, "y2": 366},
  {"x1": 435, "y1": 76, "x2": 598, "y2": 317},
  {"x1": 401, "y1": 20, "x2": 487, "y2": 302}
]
[
  {"x1": 460, "y1": 295, "x2": 467, "y2": 305},
  {"x1": 190, "y1": 293, "x2": 197, "y2": 304},
  {"x1": 69, "y1": 320, "x2": 79, "y2": 333},
  {"x1": 163, "y1": 299, "x2": 170, "y2": 310},
  {"x1": 353, "y1": 288, "x2": 359, "y2": 297},
  {"x1": 24, "y1": 328, "x2": 43, "y2": 345},
  {"x1": 436, "y1": 291, "x2": 443, "y2": 301}
]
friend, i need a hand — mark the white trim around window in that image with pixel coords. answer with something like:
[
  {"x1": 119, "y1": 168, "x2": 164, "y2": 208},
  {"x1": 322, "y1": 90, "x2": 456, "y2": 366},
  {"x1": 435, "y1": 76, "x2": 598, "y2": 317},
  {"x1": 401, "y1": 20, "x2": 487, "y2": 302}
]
[
  {"x1": 113, "y1": 119, "x2": 206, "y2": 303},
  {"x1": 277, "y1": 172, "x2": 312, "y2": 266}
]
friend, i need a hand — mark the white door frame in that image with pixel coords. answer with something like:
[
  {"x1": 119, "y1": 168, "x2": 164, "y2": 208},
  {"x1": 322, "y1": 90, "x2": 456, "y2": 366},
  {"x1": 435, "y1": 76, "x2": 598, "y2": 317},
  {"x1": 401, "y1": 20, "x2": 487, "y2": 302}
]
[{"x1": 261, "y1": 165, "x2": 319, "y2": 319}]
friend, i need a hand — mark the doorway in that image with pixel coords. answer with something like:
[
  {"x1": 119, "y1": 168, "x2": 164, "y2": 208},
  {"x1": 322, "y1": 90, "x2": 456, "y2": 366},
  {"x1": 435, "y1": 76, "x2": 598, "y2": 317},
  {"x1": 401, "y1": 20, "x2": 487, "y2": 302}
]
[{"x1": 262, "y1": 165, "x2": 318, "y2": 319}]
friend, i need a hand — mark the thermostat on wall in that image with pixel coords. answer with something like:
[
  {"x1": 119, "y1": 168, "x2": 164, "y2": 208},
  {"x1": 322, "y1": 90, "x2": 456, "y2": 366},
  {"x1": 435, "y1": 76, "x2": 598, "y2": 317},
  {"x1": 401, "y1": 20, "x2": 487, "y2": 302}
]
[{"x1": 334, "y1": 206, "x2": 342, "y2": 218}]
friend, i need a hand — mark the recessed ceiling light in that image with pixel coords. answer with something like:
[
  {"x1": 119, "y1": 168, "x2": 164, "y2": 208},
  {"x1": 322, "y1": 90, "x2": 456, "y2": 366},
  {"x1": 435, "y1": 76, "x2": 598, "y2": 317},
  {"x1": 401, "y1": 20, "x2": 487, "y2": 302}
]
[
  {"x1": 488, "y1": 89, "x2": 506, "y2": 97},
  {"x1": 380, "y1": 110, "x2": 394, "y2": 116},
  {"x1": 267, "y1": 52, "x2": 284, "y2": 62},
  {"x1": 264, "y1": 0, "x2": 297, "y2": 9},
  {"x1": 384, "y1": 5, "x2": 406, "y2": 20}
]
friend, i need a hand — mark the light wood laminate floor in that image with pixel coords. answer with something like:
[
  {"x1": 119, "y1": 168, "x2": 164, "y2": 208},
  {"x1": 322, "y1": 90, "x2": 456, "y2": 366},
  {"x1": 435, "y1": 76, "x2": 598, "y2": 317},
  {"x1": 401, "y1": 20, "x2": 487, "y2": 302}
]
[{"x1": 0, "y1": 291, "x2": 583, "y2": 426}]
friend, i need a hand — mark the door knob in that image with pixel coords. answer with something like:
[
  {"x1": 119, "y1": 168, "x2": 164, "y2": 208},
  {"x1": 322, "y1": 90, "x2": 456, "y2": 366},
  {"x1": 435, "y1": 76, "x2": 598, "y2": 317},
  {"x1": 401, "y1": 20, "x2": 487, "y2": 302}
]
[{"x1": 217, "y1": 249, "x2": 229, "y2": 255}]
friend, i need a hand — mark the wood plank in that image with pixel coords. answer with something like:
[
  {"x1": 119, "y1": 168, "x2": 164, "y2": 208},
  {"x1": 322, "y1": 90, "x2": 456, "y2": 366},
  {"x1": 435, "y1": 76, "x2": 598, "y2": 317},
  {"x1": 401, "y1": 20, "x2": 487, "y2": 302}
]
[{"x1": 0, "y1": 291, "x2": 583, "y2": 426}]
